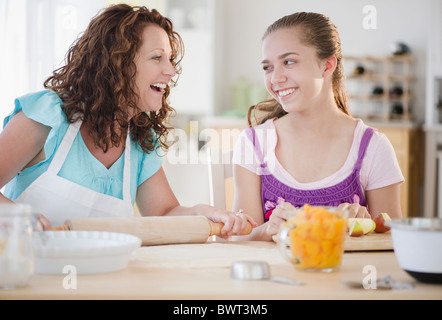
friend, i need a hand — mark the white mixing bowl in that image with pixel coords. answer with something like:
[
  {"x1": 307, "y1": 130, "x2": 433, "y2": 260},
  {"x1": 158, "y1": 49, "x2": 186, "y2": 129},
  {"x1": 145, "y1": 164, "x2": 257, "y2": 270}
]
[{"x1": 390, "y1": 218, "x2": 442, "y2": 284}]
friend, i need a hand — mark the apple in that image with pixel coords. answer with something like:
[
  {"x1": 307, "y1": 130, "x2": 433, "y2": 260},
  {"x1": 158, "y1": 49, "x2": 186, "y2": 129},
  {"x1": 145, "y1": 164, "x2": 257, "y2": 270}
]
[
  {"x1": 373, "y1": 212, "x2": 391, "y2": 233},
  {"x1": 347, "y1": 218, "x2": 376, "y2": 235},
  {"x1": 348, "y1": 220, "x2": 364, "y2": 237}
]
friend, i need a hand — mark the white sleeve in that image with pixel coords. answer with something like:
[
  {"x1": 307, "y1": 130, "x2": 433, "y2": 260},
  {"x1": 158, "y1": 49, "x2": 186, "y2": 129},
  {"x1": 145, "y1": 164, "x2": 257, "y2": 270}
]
[
  {"x1": 361, "y1": 131, "x2": 405, "y2": 191},
  {"x1": 232, "y1": 128, "x2": 262, "y2": 175}
]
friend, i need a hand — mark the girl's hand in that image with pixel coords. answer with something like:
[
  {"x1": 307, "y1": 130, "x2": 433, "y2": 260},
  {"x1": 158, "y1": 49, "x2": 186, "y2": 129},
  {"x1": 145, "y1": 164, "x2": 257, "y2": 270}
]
[
  {"x1": 193, "y1": 204, "x2": 257, "y2": 236},
  {"x1": 338, "y1": 202, "x2": 371, "y2": 218},
  {"x1": 265, "y1": 202, "x2": 294, "y2": 237},
  {"x1": 35, "y1": 214, "x2": 52, "y2": 231}
]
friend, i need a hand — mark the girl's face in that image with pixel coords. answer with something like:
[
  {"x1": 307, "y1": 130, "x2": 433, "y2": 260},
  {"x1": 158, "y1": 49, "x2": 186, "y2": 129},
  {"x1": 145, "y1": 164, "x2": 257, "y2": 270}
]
[
  {"x1": 134, "y1": 24, "x2": 176, "y2": 113},
  {"x1": 261, "y1": 27, "x2": 328, "y2": 113}
]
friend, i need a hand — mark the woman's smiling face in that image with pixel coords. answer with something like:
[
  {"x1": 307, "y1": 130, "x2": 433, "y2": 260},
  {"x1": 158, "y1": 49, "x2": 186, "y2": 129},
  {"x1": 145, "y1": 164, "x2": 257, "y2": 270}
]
[
  {"x1": 133, "y1": 23, "x2": 176, "y2": 113},
  {"x1": 261, "y1": 27, "x2": 326, "y2": 113}
]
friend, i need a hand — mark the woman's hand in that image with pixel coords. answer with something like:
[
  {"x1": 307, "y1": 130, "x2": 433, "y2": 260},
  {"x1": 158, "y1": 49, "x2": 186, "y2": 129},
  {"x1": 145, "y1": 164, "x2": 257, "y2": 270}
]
[
  {"x1": 193, "y1": 204, "x2": 257, "y2": 236},
  {"x1": 338, "y1": 202, "x2": 371, "y2": 218}
]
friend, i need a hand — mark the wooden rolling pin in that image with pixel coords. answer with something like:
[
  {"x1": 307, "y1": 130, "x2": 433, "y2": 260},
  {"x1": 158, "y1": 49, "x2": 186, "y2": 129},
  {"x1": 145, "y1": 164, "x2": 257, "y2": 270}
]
[{"x1": 61, "y1": 216, "x2": 253, "y2": 246}]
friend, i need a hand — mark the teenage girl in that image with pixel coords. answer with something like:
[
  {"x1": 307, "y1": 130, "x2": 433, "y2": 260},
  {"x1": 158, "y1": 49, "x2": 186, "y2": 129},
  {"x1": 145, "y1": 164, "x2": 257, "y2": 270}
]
[{"x1": 232, "y1": 12, "x2": 403, "y2": 241}]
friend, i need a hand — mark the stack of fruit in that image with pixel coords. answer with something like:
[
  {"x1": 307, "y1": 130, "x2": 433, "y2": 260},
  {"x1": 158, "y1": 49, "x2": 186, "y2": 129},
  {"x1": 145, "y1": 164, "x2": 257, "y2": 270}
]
[{"x1": 348, "y1": 212, "x2": 391, "y2": 237}]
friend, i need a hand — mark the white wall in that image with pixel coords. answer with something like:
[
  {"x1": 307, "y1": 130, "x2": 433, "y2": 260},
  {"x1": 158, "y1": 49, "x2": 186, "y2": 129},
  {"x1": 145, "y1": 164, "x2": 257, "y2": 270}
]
[
  {"x1": 0, "y1": 0, "x2": 211, "y2": 128},
  {"x1": 0, "y1": 0, "x2": 106, "y2": 130},
  {"x1": 216, "y1": 0, "x2": 432, "y2": 122},
  {"x1": 0, "y1": 0, "x2": 434, "y2": 126}
]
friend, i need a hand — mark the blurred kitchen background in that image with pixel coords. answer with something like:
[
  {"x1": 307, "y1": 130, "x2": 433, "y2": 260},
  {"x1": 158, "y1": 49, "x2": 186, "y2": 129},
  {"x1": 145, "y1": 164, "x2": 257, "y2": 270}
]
[{"x1": 1, "y1": 0, "x2": 441, "y2": 218}]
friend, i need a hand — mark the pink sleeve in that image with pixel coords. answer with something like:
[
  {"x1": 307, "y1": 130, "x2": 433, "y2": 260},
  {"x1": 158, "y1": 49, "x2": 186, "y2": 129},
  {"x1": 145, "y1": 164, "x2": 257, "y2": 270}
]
[
  {"x1": 232, "y1": 128, "x2": 262, "y2": 175},
  {"x1": 362, "y1": 132, "x2": 405, "y2": 190}
]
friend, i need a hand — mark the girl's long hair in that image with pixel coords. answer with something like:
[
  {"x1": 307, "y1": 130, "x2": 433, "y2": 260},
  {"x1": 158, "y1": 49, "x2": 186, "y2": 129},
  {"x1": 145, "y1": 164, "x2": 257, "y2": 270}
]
[
  {"x1": 44, "y1": 4, "x2": 184, "y2": 153},
  {"x1": 248, "y1": 12, "x2": 350, "y2": 127}
]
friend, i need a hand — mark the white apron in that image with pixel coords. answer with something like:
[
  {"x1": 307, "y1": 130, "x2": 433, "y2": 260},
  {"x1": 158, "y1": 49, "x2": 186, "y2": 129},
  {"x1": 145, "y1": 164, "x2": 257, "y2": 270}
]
[{"x1": 15, "y1": 121, "x2": 134, "y2": 226}]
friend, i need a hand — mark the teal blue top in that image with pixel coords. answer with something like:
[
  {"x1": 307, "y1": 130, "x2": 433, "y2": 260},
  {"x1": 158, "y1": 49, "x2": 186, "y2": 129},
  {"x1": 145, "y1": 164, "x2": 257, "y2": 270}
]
[{"x1": 2, "y1": 90, "x2": 163, "y2": 204}]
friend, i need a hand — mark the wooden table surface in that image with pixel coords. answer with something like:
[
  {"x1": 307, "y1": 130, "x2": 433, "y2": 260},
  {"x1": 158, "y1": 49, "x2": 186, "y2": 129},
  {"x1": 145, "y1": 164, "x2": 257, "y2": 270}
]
[{"x1": 1, "y1": 240, "x2": 441, "y2": 300}]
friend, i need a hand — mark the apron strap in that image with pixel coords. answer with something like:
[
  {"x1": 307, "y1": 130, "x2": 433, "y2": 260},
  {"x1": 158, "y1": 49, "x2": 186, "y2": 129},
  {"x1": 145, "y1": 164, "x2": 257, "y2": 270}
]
[
  {"x1": 47, "y1": 121, "x2": 81, "y2": 174},
  {"x1": 354, "y1": 127, "x2": 375, "y2": 171},
  {"x1": 247, "y1": 127, "x2": 271, "y2": 175}
]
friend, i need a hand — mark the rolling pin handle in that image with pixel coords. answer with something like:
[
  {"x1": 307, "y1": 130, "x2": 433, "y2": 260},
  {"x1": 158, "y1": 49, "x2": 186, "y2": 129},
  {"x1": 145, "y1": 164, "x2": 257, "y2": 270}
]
[
  {"x1": 209, "y1": 221, "x2": 253, "y2": 236},
  {"x1": 52, "y1": 225, "x2": 70, "y2": 231},
  {"x1": 209, "y1": 222, "x2": 224, "y2": 236}
]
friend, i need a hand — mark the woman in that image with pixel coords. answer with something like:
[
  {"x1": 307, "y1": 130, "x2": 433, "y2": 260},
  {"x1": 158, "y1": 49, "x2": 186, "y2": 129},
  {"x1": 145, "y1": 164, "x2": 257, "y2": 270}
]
[
  {"x1": 0, "y1": 4, "x2": 254, "y2": 235},
  {"x1": 231, "y1": 12, "x2": 403, "y2": 241}
]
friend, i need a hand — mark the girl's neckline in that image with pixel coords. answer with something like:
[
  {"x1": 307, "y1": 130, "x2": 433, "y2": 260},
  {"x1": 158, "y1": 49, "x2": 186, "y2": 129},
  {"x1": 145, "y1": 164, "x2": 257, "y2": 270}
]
[{"x1": 263, "y1": 118, "x2": 362, "y2": 187}]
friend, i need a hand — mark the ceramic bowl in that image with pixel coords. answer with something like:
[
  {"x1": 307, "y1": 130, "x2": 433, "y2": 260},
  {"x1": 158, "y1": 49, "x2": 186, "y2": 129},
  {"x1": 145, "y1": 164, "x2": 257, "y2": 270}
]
[{"x1": 390, "y1": 218, "x2": 442, "y2": 284}]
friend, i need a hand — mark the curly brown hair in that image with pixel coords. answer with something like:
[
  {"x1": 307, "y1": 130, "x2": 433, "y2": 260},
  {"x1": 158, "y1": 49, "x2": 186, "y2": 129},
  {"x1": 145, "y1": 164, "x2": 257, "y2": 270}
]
[
  {"x1": 44, "y1": 4, "x2": 184, "y2": 153},
  {"x1": 248, "y1": 12, "x2": 350, "y2": 127}
]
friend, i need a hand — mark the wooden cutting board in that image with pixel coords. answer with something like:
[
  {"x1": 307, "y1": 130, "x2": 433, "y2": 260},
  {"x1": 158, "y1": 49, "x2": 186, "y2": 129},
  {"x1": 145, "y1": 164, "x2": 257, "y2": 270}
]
[{"x1": 344, "y1": 232, "x2": 393, "y2": 251}]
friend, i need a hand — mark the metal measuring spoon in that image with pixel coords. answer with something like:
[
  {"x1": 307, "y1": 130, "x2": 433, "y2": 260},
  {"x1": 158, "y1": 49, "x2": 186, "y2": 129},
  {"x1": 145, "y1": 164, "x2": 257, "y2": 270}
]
[{"x1": 231, "y1": 261, "x2": 304, "y2": 286}]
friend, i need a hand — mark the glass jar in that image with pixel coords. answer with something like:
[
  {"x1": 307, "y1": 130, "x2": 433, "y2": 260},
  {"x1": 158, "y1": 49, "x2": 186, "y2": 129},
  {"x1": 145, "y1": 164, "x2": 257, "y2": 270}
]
[
  {"x1": 0, "y1": 204, "x2": 34, "y2": 289},
  {"x1": 278, "y1": 205, "x2": 348, "y2": 272}
]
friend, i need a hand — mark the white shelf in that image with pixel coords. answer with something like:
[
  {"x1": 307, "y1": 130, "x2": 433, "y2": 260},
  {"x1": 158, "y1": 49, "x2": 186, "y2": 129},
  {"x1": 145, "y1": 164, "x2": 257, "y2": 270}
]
[{"x1": 344, "y1": 54, "x2": 416, "y2": 121}]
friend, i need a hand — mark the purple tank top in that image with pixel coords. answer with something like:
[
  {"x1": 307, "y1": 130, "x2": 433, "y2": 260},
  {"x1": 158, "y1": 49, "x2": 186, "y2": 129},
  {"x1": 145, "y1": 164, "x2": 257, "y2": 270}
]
[{"x1": 248, "y1": 127, "x2": 375, "y2": 221}]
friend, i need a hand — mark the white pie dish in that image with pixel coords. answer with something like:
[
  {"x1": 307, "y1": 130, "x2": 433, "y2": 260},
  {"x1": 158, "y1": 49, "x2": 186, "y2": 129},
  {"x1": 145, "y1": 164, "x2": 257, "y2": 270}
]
[{"x1": 33, "y1": 231, "x2": 141, "y2": 274}]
